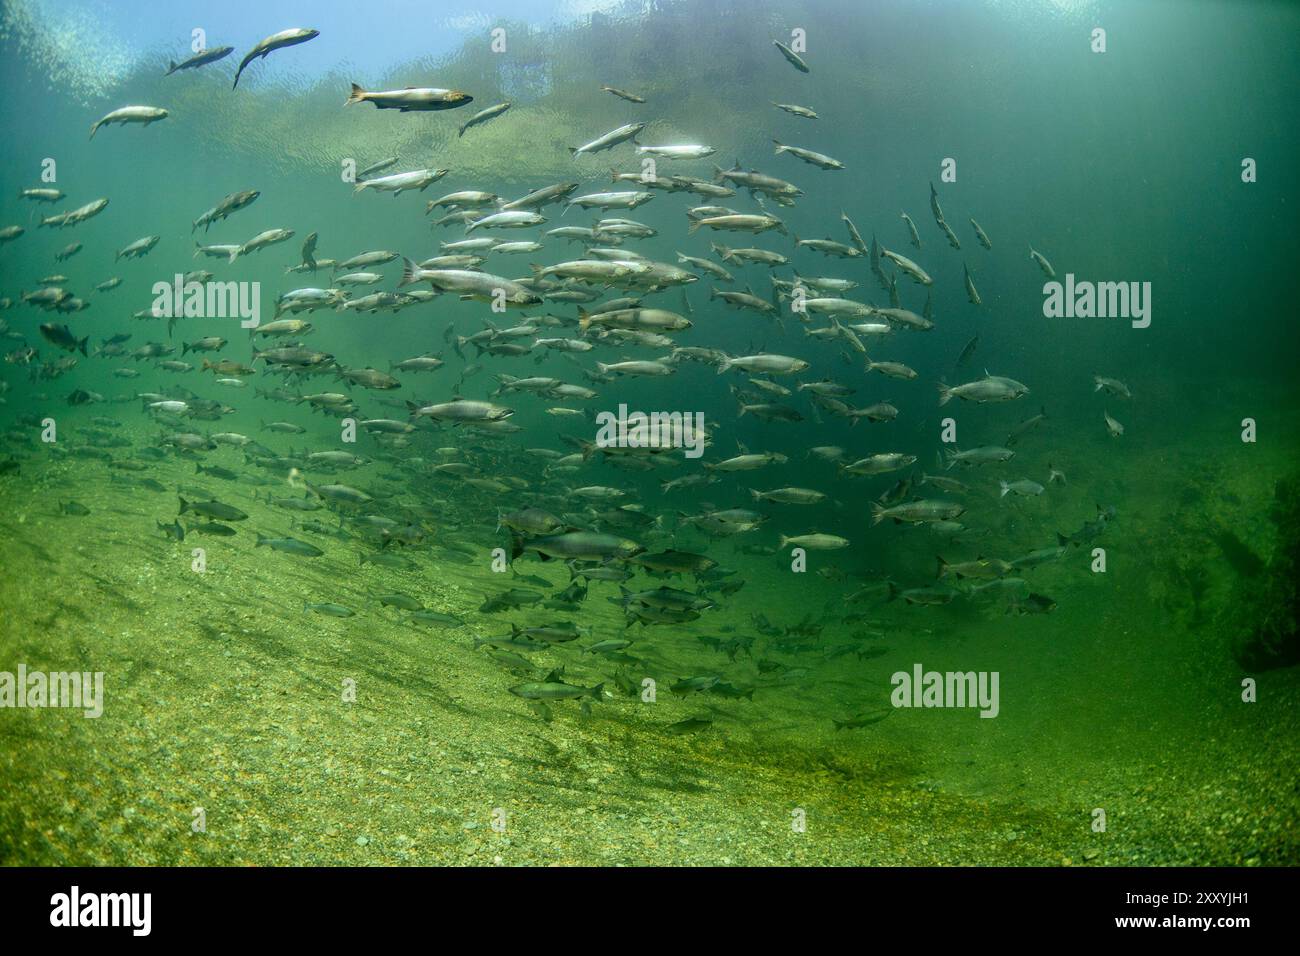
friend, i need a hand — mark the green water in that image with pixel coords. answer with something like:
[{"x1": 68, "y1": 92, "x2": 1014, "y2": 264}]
[{"x1": 1, "y1": 0, "x2": 1297, "y2": 866}]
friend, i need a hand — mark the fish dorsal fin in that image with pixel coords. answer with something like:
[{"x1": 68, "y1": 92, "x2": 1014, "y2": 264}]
[{"x1": 543, "y1": 668, "x2": 563, "y2": 683}]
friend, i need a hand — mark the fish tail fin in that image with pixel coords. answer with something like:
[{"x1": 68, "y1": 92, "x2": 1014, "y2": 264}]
[
  {"x1": 999, "y1": 480, "x2": 1010, "y2": 498},
  {"x1": 398, "y1": 257, "x2": 419, "y2": 287},
  {"x1": 344, "y1": 83, "x2": 366, "y2": 106},
  {"x1": 937, "y1": 383, "x2": 953, "y2": 406},
  {"x1": 870, "y1": 501, "x2": 886, "y2": 526}
]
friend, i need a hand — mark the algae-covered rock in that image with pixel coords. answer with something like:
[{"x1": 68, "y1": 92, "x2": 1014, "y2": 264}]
[{"x1": 1228, "y1": 473, "x2": 1300, "y2": 671}]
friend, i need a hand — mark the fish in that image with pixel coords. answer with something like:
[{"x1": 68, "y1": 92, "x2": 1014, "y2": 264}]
[
  {"x1": 305, "y1": 602, "x2": 355, "y2": 618},
  {"x1": 1011, "y1": 542, "x2": 1068, "y2": 570},
  {"x1": 637, "y1": 144, "x2": 717, "y2": 160},
  {"x1": 39, "y1": 323, "x2": 88, "y2": 355},
  {"x1": 963, "y1": 263, "x2": 982, "y2": 305},
  {"x1": 956, "y1": 334, "x2": 979, "y2": 368},
  {"x1": 1009, "y1": 593, "x2": 1057, "y2": 615},
  {"x1": 945, "y1": 446, "x2": 1016, "y2": 468},
  {"x1": 116, "y1": 235, "x2": 160, "y2": 261},
  {"x1": 193, "y1": 190, "x2": 260, "y2": 233},
  {"x1": 501, "y1": 182, "x2": 579, "y2": 211},
  {"x1": 407, "y1": 398, "x2": 513, "y2": 422},
  {"x1": 353, "y1": 168, "x2": 447, "y2": 196},
  {"x1": 511, "y1": 531, "x2": 643, "y2": 563},
  {"x1": 940, "y1": 219, "x2": 961, "y2": 249},
  {"x1": 233, "y1": 28, "x2": 320, "y2": 89},
  {"x1": 842, "y1": 453, "x2": 917, "y2": 476},
  {"x1": 1002, "y1": 408, "x2": 1049, "y2": 447},
  {"x1": 717, "y1": 354, "x2": 808, "y2": 376},
  {"x1": 165, "y1": 45, "x2": 234, "y2": 75},
  {"x1": 778, "y1": 533, "x2": 849, "y2": 550},
  {"x1": 1094, "y1": 375, "x2": 1132, "y2": 399},
  {"x1": 232, "y1": 228, "x2": 294, "y2": 262},
  {"x1": 772, "y1": 140, "x2": 844, "y2": 170},
  {"x1": 871, "y1": 500, "x2": 965, "y2": 525},
  {"x1": 999, "y1": 479, "x2": 1046, "y2": 498},
  {"x1": 879, "y1": 247, "x2": 933, "y2": 285},
  {"x1": 601, "y1": 85, "x2": 645, "y2": 103},
  {"x1": 664, "y1": 716, "x2": 713, "y2": 735},
  {"x1": 773, "y1": 39, "x2": 810, "y2": 72},
  {"x1": 929, "y1": 181, "x2": 945, "y2": 224},
  {"x1": 901, "y1": 212, "x2": 922, "y2": 249},
  {"x1": 186, "y1": 522, "x2": 237, "y2": 537},
  {"x1": 509, "y1": 670, "x2": 604, "y2": 701},
  {"x1": 570, "y1": 123, "x2": 646, "y2": 157},
  {"x1": 457, "y1": 101, "x2": 510, "y2": 135},
  {"x1": 256, "y1": 535, "x2": 324, "y2": 556},
  {"x1": 773, "y1": 102, "x2": 818, "y2": 119},
  {"x1": 41, "y1": 198, "x2": 108, "y2": 228},
  {"x1": 886, "y1": 583, "x2": 959, "y2": 606},
  {"x1": 89, "y1": 106, "x2": 168, "y2": 139},
  {"x1": 466, "y1": 210, "x2": 545, "y2": 232},
  {"x1": 178, "y1": 497, "x2": 248, "y2": 521},
  {"x1": 938, "y1": 375, "x2": 1029, "y2": 406},
  {"x1": 19, "y1": 188, "x2": 64, "y2": 203},
  {"x1": 399, "y1": 260, "x2": 541, "y2": 307},
  {"x1": 345, "y1": 83, "x2": 472, "y2": 111},
  {"x1": 832, "y1": 709, "x2": 892, "y2": 730},
  {"x1": 1029, "y1": 243, "x2": 1056, "y2": 278}
]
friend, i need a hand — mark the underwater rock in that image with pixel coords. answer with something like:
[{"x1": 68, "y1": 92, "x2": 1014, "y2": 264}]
[{"x1": 1228, "y1": 473, "x2": 1300, "y2": 671}]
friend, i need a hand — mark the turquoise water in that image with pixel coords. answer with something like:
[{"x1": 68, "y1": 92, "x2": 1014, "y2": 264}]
[{"x1": 0, "y1": 0, "x2": 1296, "y2": 866}]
